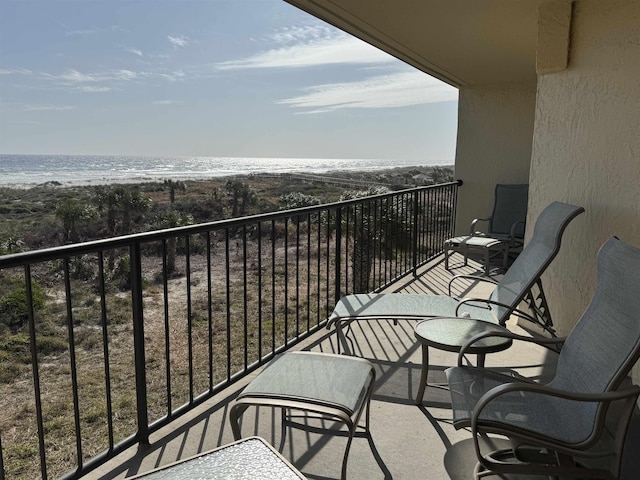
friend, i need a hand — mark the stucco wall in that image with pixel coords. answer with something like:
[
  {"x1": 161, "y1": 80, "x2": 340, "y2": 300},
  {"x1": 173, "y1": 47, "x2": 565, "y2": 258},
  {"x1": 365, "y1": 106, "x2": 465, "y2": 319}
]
[
  {"x1": 454, "y1": 84, "x2": 536, "y2": 234},
  {"x1": 529, "y1": 0, "x2": 640, "y2": 374}
]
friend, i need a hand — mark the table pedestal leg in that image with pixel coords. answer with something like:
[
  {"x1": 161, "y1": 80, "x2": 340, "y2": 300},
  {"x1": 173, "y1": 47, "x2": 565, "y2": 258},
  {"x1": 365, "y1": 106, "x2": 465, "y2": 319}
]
[
  {"x1": 416, "y1": 344, "x2": 429, "y2": 404},
  {"x1": 477, "y1": 353, "x2": 486, "y2": 368}
]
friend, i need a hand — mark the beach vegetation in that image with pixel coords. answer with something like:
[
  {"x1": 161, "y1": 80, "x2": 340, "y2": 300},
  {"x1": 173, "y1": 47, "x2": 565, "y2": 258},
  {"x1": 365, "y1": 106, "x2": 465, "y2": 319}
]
[
  {"x1": 163, "y1": 179, "x2": 187, "y2": 204},
  {"x1": 279, "y1": 192, "x2": 322, "y2": 226},
  {"x1": 0, "y1": 165, "x2": 454, "y2": 478},
  {"x1": 93, "y1": 185, "x2": 151, "y2": 236},
  {"x1": 429, "y1": 165, "x2": 455, "y2": 184},
  {"x1": 224, "y1": 179, "x2": 255, "y2": 216},
  {"x1": 152, "y1": 210, "x2": 195, "y2": 274},
  {"x1": 55, "y1": 197, "x2": 97, "y2": 243},
  {"x1": 340, "y1": 186, "x2": 413, "y2": 292},
  {"x1": 0, "y1": 236, "x2": 26, "y2": 255},
  {"x1": 0, "y1": 276, "x2": 45, "y2": 331},
  {"x1": 278, "y1": 191, "x2": 321, "y2": 210}
]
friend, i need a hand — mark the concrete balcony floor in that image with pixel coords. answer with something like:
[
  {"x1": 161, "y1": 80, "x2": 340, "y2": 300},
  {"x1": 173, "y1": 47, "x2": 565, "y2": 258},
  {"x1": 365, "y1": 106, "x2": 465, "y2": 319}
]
[{"x1": 85, "y1": 253, "x2": 638, "y2": 480}]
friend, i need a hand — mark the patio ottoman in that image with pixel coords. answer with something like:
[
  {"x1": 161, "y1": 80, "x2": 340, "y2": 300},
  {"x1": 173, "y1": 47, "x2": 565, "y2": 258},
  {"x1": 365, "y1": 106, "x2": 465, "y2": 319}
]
[
  {"x1": 229, "y1": 351, "x2": 375, "y2": 480},
  {"x1": 444, "y1": 234, "x2": 509, "y2": 275}
]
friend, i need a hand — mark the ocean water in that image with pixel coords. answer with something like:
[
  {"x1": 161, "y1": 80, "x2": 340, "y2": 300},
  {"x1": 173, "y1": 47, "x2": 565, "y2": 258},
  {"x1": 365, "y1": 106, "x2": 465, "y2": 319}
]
[{"x1": 0, "y1": 154, "x2": 443, "y2": 187}]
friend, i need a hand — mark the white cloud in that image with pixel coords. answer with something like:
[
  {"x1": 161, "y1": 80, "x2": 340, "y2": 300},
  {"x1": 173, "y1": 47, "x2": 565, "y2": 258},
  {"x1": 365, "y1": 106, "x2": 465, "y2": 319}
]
[
  {"x1": 49, "y1": 69, "x2": 102, "y2": 83},
  {"x1": 64, "y1": 25, "x2": 122, "y2": 37},
  {"x1": 65, "y1": 27, "x2": 102, "y2": 37},
  {"x1": 152, "y1": 100, "x2": 181, "y2": 105},
  {"x1": 216, "y1": 28, "x2": 393, "y2": 70},
  {"x1": 268, "y1": 25, "x2": 333, "y2": 44},
  {"x1": 113, "y1": 69, "x2": 138, "y2": 81},
  {"x1": 168, "y1": 35, "x2": 190, "y2": 48},
  {"x1": 0, "y1": 68, "x2": 33, "y2": 75},
  {"x1": 79, "y1": 86, "x2": 111, "y2": 93},
  {"x1": 43, "y1": 68, "x2": 139, "y2": 84},
  {"x1": 158, "y1": 70, "x2": 185, "y2": 82},
  {"x1": 125, "y1": 47, "x2": 143, "y2": 57},
  {"x1": 278, "y1": 71, "x2": 458, "y2": 113},
  {"x1": 21, "y1": 104, "x2": 75, "y2": 112}
]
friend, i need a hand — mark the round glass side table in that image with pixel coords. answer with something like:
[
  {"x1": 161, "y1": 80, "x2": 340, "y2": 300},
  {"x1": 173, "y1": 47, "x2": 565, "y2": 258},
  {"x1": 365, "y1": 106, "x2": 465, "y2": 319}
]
[{"x1": 413, "y1": 317, "x2": 512, "y2": 404}]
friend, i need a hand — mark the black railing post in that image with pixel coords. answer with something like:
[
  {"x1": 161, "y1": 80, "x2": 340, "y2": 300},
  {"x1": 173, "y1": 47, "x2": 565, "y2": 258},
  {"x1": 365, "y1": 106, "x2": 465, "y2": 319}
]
[
  {"x1": 412, "y1": 190, "x2": 419, "y2": 277},
  {"x1": 334, "y1": 207, "x2": 342, "y2": 304},
  {"x1": 25, "y1": 265, "x2": 48, "y2": 480},
  {"x1": 453, "y1": 179, "x2": 464, "y2": 235},
  {"x1": 130, "y1": 241, "x2": 149, "y2": 445}
]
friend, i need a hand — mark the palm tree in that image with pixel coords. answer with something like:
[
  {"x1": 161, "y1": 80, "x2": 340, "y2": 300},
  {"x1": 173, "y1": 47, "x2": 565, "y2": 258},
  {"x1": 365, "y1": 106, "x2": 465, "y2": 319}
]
[
  {"x1": 429, "y1": 166, "x2": 454, "y2": 185},
  {"x1": 163, "y1": 179, "x2": 187, "y2": 204},
  {"x1": 340, "y1": 187, "x2": 414, "y2": 293},
  {"x1": 55, "y1": 198, "x2": 96, "y2": 243},
  {"x1": 154, "y1": 211, "x2": 193, "y2": 275},
  {"x1": 93, "y1": 185, "x2": 151, "y2": 269},
  {"x1": 93, "y1": 185, "x2": 150, "y2": 236},
  {"x1": 224, "y1": 179, "x2": 255, "y2": 217}
]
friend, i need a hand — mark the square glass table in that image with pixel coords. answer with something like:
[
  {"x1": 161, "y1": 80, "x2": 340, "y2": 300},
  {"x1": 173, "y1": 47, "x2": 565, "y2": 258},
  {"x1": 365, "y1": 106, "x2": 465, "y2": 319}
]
[{"x1": 129, "y1": 436, "x2": 307, "y2": 479}]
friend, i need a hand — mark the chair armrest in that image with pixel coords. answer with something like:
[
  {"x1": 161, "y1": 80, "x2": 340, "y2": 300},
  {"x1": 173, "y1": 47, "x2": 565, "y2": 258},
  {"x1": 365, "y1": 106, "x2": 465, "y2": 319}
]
[
  {"x1": 470, "y1": 217, "x2": 491, "y2": 235},
  {"x1": 509, "y1": 220, "x2": 526, "y2": 241},
  {"x1": 471, "y1": 381, "x2": 640, "y2": 444},
  {"x1": 455, "y1": 297, "x2": 536, "y2": 323},
  {"x1": 448, "y1": 274, "x2": 499, "y2": 296},
  {"x1": 455, "y1": 297, "x2": 558, "y2": 337},
  {"x1": 457, "y1": 329, "x2": 566, "y2": 366},
  {"x1": 326, "y1": 315, "x2": 338, "y2": 329}
]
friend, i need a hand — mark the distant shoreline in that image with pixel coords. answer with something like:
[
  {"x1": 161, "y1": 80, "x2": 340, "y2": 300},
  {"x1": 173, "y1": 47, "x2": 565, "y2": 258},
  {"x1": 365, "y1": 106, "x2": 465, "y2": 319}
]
[{"x1": 0, "y1": 164, "x2": 454, "y2": 191}]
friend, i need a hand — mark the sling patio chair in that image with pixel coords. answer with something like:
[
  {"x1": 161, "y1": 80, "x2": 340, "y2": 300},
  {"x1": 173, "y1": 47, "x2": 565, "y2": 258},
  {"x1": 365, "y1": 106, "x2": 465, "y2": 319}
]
[
  {"x1": 328, "y1": 202, "x2": 585, "y2": 350},
  {"x1": 444, "y1": 183, "x2": 529, "y2": 275},
  {"x1": 446, "y1": 237, "x2": 640, "y2": 479}
]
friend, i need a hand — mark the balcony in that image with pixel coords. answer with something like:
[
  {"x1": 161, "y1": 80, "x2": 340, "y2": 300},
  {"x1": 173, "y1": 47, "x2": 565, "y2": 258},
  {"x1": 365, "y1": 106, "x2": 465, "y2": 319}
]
[
  {"x1": 0, "y1": 182, "x2": 456, "y2": 479},
  {"x1": 2, "y1": 180, "x2": 637, "y2": 479}
]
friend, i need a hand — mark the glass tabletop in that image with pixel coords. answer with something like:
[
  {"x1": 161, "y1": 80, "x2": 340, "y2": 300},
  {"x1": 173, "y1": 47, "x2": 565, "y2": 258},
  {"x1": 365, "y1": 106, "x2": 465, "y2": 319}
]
[
  {"x1": 131, "y1": 437, "x2": 306, "y2": 479},
  {"x1": 414, "y1": 317, "x2": 512, "y2": 353}
]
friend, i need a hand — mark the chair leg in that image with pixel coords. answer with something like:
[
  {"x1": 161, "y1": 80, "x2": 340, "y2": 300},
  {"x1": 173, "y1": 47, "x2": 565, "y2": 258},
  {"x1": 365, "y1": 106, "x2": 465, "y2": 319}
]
[
  {"x1": 502, "y1": 245, "x2": 509, "y2": 269},
  {"x1": 444, "y1": 244, "x2": 451, "y2": 270},
  {"x1": 279, "y1": 407, "x2": 287, "y2": 451},
  {"x1": 229, "y1": 403, "x2": 249, "y2": 440},
  {"x1": 484, "y1": 248, "x2": 490, "y2": 276},
  {"x1": 341, "y1": 422, "x2": 356, "y2": 480}
]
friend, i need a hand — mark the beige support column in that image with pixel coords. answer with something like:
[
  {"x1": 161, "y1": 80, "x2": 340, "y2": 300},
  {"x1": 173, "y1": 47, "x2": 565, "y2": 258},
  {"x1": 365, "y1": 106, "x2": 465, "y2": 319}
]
[{"x1": 453, "y1": 85, "x2": 535, "y2": 235}]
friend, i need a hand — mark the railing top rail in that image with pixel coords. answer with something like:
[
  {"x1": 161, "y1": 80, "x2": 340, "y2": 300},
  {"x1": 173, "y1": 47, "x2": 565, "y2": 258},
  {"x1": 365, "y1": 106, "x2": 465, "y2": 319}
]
[{"x1": 0, "y1": 181, "x2": 462, "y2": 269}]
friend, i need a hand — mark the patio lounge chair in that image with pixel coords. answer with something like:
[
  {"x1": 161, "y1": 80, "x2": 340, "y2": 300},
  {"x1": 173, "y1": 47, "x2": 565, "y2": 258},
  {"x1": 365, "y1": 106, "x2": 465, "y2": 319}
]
[
  {"x1": 444, "y1": 183, "x2": 529, "y2": 275},
  {"x1": 446, "y1": 237, "x2": 640, "y2": 479},
  {"x1": 328, "y1": 202, "x2": 584, "y2": 343}
]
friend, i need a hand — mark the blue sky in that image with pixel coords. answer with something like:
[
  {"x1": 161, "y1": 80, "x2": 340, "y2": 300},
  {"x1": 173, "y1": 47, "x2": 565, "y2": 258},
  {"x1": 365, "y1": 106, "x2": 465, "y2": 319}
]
[{"x1": 0, "y1": 0, "x2": 458, "y2": 163}]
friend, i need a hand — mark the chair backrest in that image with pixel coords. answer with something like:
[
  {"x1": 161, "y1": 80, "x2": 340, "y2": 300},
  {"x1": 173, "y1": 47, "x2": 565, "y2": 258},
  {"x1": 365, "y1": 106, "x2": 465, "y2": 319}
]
[
  {"x1": 490, "y1": 201, "x2": 585, "y2": 324},
  {"x1": 552, "y1": 238, "x2": 640, "y2": 393},
  {"x1": 548, "y1": 238, "x2": 640, "y2": 444},
  {"x1": 489, "y1": 184, "x2": 529, "y2": 237}
]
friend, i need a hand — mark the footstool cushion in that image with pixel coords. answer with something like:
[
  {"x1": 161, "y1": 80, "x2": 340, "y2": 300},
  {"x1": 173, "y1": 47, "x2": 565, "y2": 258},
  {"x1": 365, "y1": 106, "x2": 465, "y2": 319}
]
[{"x1": 229, "y1": 351, "x2": 375, "y2": 479}]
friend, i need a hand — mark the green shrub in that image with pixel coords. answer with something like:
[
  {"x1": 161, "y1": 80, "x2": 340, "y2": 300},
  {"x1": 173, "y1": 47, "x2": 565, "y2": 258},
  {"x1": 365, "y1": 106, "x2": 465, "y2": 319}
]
[
  {"x1": 0, "y1": 280, "x2": 45, "y2": 330},
  {"x1": 0, "y1": 333, "x2": 31, "y2": 364},
  {"x1": 0, "y1": 360, "x2": 26, "y2": 384},
  {"x1": 37, "y1": 335, "x2": 69, "y2": 356}
]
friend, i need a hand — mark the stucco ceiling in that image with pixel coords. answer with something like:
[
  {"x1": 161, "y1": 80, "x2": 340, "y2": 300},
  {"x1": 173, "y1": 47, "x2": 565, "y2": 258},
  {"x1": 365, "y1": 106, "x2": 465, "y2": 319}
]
[{"x1": 285, "y1": 0, "x2": 548, "y2": 87}]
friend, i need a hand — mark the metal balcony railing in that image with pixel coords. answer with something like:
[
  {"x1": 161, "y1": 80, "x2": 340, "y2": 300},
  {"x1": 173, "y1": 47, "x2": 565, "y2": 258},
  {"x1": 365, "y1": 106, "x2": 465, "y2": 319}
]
[{"x1": 0, "y1": 181, "x2": 460, "y2": 479}]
